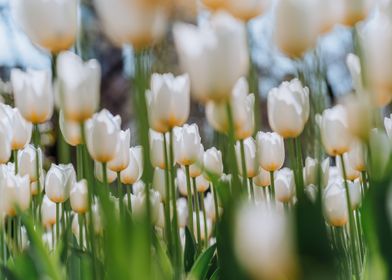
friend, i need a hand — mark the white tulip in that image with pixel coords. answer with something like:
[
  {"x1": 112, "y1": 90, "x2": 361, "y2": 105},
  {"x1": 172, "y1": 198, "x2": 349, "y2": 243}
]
[
  {"x1": 149, "y1": 129, "x2": 168, "y2": 169},
  {"x1": 337, "y1": 153, "x2": 360, "y2": 181},
  {"x1": 31, "y1": 170, "x2": 45, "y2": 196},
  {"x1": 147, "y1": 73, "x2": 190, "y2": 133},
  {"x1": 348, "y1": 179, "x2": 362, "y2": 210},
  {"x1": 188, "y1": 144, "x2": 204, "y2": 178},
  {"x1": 132, "y1": 181, "x2": 146, "y2": 195},
  {"x1": 71, "y1": 214, "x2": 87, "y2": 245},
  {"x1": 85, "y1": 109, "x2": 121, "y2": 163},
  {"x1": 70, "y1": 180, "x2": 88, "y2": 214},
  {"x1": 45, "y1": 164, "x2": 76, "y2": 203},
  {"x1": 11, "y1": 0, "x2": 77, "y2": 53},
  {"x1": 11, "y1": 69, "x2": 54, "y2": 124},
  {"x1": 1, "y1": 173, "x2": 30, "y2": 216},
  {"x1": 303, "y1": 157, "x2": 330, "y2": 187},
  {"x1": 120, "y1": 146, "x2": 144, "y2": 185},
  {"x1": 41, "y1": 195, "x2": 60, "y2": 228},
  {"x1": 317, "y1": 105, "x2": 352, "y2": 156},
  {"x1": 234, "y1": 202, "x2": 296, "y2": 280},
  {"x1": 204, "y1": 192, "x2": 217, "y2": 222},
  {"x1": 341, "y1": 0, "x2": 375, "y2": 26},
  {"x1": 267, "y1": 78, "x2": 309, "y2": 138},
  {"x1": 235, "y1": 137, "x2": 258, "y2": 178},
  {"x1": 59, "y1": 110, "x2": 81, "y2": 146},
  {"x1": 196, "y1": 175, "x2": 210, "y2": 193},
  {"x1": 274, "y1": 168, "x2": 295, "y2": 203},
  {"x1": 18, "y1": 144, "x2": 43, "y2": 182},
  {"x1": 347, "y1": 140, "x2": 366, "y2": 172},
  {"x1": 94, "y1": 161, "x2": 117, "y2": 184},
  {"x1": 108, "y1": 129, "x2": 131, "y2": 172},
  {"x1": 206, "y1": 77, "x2": 255, "y2": 139},
  {"x1": 253, "y1": 167, "x2": 271, "y2": 187},
  {"x1": 56, "y1": 51, "x2": 101, "y2": 122},
  {"x1": 176, "y1": 168, "x2": 189, "y2": 197},
  {"x1": 177, "y1": 198, "x2": 188, "y2": 228},
  {"x1": 92, "y1": 202, "x2": 103, "y2": 235},
  {"x1": 323, "y1": 180, "x2": 348, "y2": 227},
  {"x1": 369, "y1": 129, "x2": 392, "y2": 180},
  {"x1": 256, "y1": 132, "x2": 285, "y2": 172},
  {"x1": 1, "y1": 105, "x2": 32, "y2": 150},
  {"x1": 152, "y1": 168, "x2": 166, "y2": 202},
  {"x1": 0, "y1": 106, "x2": 12, "y2": 163},
  {"x1": 203, "y1": 147, "x2": 224, "y2": 179},
  {"x1": 305, "y1": 184, "x2": 318, "y2": 203},
  {"x1": 193, "y1": 211, "x2": 212, "y2": 241},
  {"x1": 173, "y1": 124, "x2": 201, "y2": 166},
  {"x1": 174, "y1": 12, "x2": 249, "y2": 102},
  {"x1": 224, "y1": 0, "x2": 269, "y2": 21}
]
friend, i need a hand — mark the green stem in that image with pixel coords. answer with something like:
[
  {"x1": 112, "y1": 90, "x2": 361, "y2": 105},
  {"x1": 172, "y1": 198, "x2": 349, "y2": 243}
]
[
  {"x1": 211, "y1": 183, "x2": 219, "y2": 225},
  {"x1": 288, "y1": 138, "x2": 301, "y2": 200},
  {"x1": 248, "y1": 178, "x2": 255, "y2": 202},
  {"x1": 269, "y1": 171, "x2": 275, "y2": 201},
  {"x1": 117, "y1": 173, "x2": 124, "y2": 217},
  {"x1": 294, "y1": 137, "x2": 305, "y2": 200},
  {"x1": 13, "y1": 150, "x2": 18, "y2": 174},
  {"x1": 56, "y1": 203, "x2": 60, "y2": 242},
  {"x1": 78, "y1": 214, "x2": 84, "y2": 249},
  {"x1": 192, "y1": 178, "x2": 202, "y2": 251},
  {"x1": 200, "y1": 192, "x2": 208, "y2": 248},
  {"x1": 162, "y1": 133, "x2": 173, "y2": 254},
  {"x1": 239, "y1": 139, "x2": 248, "y2": 195},
  {"x1": 185, "y1": 165, "x2": 194, "y2": 238},
  {"x1": 127, "y1": 185, "x2": 132, "y2": 212},
  {"x1": 33, "y1": 124, "x2": 41, "y2": 222},
  {"x1": 76, "y1": 145, "x2": 83, "y2": 180},
  {"x1": 339, "y1": 155, "x2": 361, "y2": 280}
]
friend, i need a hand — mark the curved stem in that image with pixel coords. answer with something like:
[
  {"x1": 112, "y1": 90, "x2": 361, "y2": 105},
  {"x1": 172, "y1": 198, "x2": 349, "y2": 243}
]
[
  {"x1": 200, "y1": 192, "x2": 208, "y2": 248},
  {"x1": 162, "y1": 133, "x2": 173, "y2": 254},
  {"x1": 211, "y1": 183, "x2": 219, "y2": 226},
  {"x1": 185, "y1": 165, "x2": 194, "y2": 239},
  {"x1": 192, "y1": 178, "x2": 202, "y2": 251}
]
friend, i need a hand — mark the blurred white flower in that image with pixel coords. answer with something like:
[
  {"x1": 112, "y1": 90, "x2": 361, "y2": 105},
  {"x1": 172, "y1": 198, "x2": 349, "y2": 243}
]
[
  {"x1": 0, "y1": 105, "x2": 13, "y2": 163},
  {"x1": 203, "y1": 147, "x2": 224, "y2": 179},
  {"x1": 18, "y1": 144, "x2": 43, "y2": 182},
  {"x1": 94, "y1": 161, "x2": 117, "y2": 184},
  {"x1": 196, "y1": 175, "x2": 210, "y2": 193},
  {"x1": 348, "y1": 179, "x2": 362, "y2": 210},
  {"x1": 1, "y1": 173, "x2": 30, "y2": 216},
  {"x1": 41, "y1": 195, "x2": 61, "y2": 229},
  {"x1": 152, "y1": 167, "x2": 166, "y2": 202},
  {"x1": 188, "y1": 144, "x2": 204, "y2": 178},
  {"x1": 256, "y1": 132, "x2": 285, "y2": 172},
  {"x1": 177, "y1": 198, "x2": 188, "y2": 228},
  {"x1": 303, "y1": 157, "x2": 330, "y2": 187},
  {"x1": 108, "y1": 129, "x2": 131, "y2": 172},
  {"x1": 347, "y1": 140, "x2": 366, "y2": 172},
  {"x1": 323, "y1": 180, "x2": 348, "y2": 227},
  {"x1": 173, "y1": 124, "x2": 201, "y2": 166},
  {"x1": 120, "y1": 146, "x2": 144, "y2": 185},
  {"x1": 253, "y1": 167, "x2": 271, "y2": 188},
  {"x1": 70, "y1": 180, "x2": 88, "y2": 214},
  {"x1": 337, "y1": 153, "x2": 360, "y2": 181},
  {"x1": 59, "y1": 110, "x2": 81, "y2": 146},
  {"x1": 274, "y1": 168, "x2": 295, "y2": 203},
  {"x1": 193, "y1": 211, "x2": 212, "y2": 240},
  {"x1": 45, "y1": 164, "x2": 76, "y2": 203},
  {"x1": 149, "y1": 130, "x2": 168, "y2": 169},
  {"x1": 235, "y1": 137, "x2": 258, "y2": 178}
]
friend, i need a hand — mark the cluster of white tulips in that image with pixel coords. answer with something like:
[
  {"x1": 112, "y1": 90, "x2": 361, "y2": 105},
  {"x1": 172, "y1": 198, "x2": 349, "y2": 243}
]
[{"x1": 1, "y1": 0, "x2": 392, "y2": 279}]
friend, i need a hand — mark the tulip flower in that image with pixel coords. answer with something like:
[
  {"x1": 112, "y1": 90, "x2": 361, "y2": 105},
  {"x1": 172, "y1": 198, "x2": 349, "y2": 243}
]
[
  {"x1": 274, "y1": 0, "x2": 322, "y2": 57},
  {"x1": 45, "y1": 164, "x2": 76, "y2": 203},
  {"x1": 120, "y1": 146, "x2": 144, "y2": 185},
  {"x1": 41, "y1": 195, "x2": 60, "y2": 228},
  {"x1": 147, "y1": 73, "x2": 190, "y2": 133},
  {"x1": 94, "y1": 161, "x2": 117, "y2": 184},
  {"x1": 235, "y1": 202, "x2": 296, "y2": 280},
  {"x1": 108, "y1": 129, "x2": 131, "y2": 172},
  {"x1": 235, "y1": 137, "x2": 258, "y2": 178},
  {"x1": 93, "y1": 0, "x2": 168, "y2": 49},
  {"x1": 188, "y1": 144, "x2": 204, "y2": 178},
  {"x1": 347, "y1": 140, "x2": 366, "y2": 172},
  {"x1": 31, "y1": 170, "x2": 45, "y2": 196},
  {"x1": 92, "y1": 203, "x2": 103, "y2": 235},
  {"x1": 177, "y1": 168, "x2": 190, "y2": 197},
  {"x1": 149, "y1": 130, "x2": 168, "y2": 169},
  {"x1": 303, "y1": 157, "x2": 330, "y2": 187},
  {"x1": 0, "y1": 106, "x2": 13, "y2": 163},
  {"x1": 204, "y1": 193, "x2": 218, "y2": 222},
  {"x1": 274, "y1": 168, "x2": 295, "y2": 203},
  {"x1": 11, "y1": 0, "x2": 77, "y2": 53},
  {"x1": 267, "y1": 79, "x2": 309, "y2": 138},
  {"x1": 223, "y1": 0, "x2": 270, "y2": 21},
  {"x1": 341, "y1": 0, "x2": 374, "y2": 26},
  {"x1": 256, "y1": 132, "x2": 285, "y2": 172},
  {"x1": 348, "y1": 179, "x2": 362, "y2": 210},
  {"x1": 318, "y1": 1, "x2": 346, "y2": 34},
  {"x1": 18, "y1": 144, "x2": 43, "y2": 182},
  {"x1": 56, "y1": 51, "x2": 101, "y2": 122},
  {"x1": 173, "y1": 124, "x2": 201, "y2": 166},
  {"x1": 11, "y1": 69, "x2": 54, "y2": 124},
  {"x1": 317, "y1": 105, "x2": 352, "y2": 156},
  {"x1": 70, "y1": 180, "x2": 89, "y2": 214},
  {"x1": 203, "y1": 147, "x2": 224, "y2": 179},
  {"x1": 206, "y1": 77, "x2": 255, "y2": 139},
  {"x1": 177, "y1": 198, "x2": 188, "y2": 228},
  {"x1": 1, "y1": 173, "x2": 30, "y2": 216},
  {"x1": 323, "y1": 180, "x2": 348, "y2": 227},
  {"x1": 196, "y1": 175, "x2": 210, "y2": 193},
  {"x1": 85, "y1": 109, "x2": 121, "y2": 163},
  {"x1": 360, "y1": 8, "x2": 392, "y2": 107},
  {"x1": 59, "y1": 110, "x2": 81, "y2": 146},
  {"x1": 174, "y1": 12, "x2": 249, "y2": 102},
  {"x1": 193, "y1": 211, "x2": 212, "y2": 241},
  {"x1": 253, "y1": 167, "x2": 271, "y2": 187}
]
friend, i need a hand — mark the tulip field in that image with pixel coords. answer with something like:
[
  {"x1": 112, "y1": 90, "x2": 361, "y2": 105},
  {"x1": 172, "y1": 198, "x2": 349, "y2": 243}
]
[{"x1": 1, "y1": 0, "x2": 392, "y2": 279}]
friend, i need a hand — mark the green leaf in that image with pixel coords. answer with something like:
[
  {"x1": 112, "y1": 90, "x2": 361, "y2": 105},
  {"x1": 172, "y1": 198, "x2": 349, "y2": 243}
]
[
  {"x1": 184, "y1": 226, "x2": 196, "y2": 272},
  {"x1": 187, "y1": 244, "x2": 216, "y2": 280},
  {"x1": 209, "y1": 268, "x2": 219, "y2": 280}
]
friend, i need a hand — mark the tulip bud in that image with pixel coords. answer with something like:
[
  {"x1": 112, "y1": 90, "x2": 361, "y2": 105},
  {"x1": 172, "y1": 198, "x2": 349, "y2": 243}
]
[
  {"x1": 274, "y1": 168, "x2": 295, "y2": 203},
  {"x1": 348, "y1": 179, "x2": 362, "y2": 210},
  {"x1": 193, "y1": 211, "x2": 212, "y2": 241},
  {"x1": 337, "y1": 153, "x2": 360, "y2": 181},
  {"x1": 59, "y1": 110, "x2": 81, "y2": 146},
  {"x1": 108, "y1": 129, "x2": 131, "y2": 172},
  {"x1": 11, "y1": 69, "x2": 54, "y2": 124},
  {"x1": 120, "y1": 146, "x2": 144, "y2": 185},
  {"x1": 2, "y1": 173, "x2": 30, "y2": 216},
  {"x1": 188, "y1": 144, "x2": 204, "y2": 178},
  {"x1": 317, "y1": 105, "x2": 352, "y2": 156},
  {"x1": 1, "y1": 106, "x2": 32, "y2": 150},
  {"x1": 147, "y1": 73, "x2": 190, "y2": 133},
  {"x1": 206, "y1": 78, "x2": 255, "y2": 139},
  {"x1": 224, "y1": 0, "x2": 269, "y2": 21},
  {"x1": 149, "y1": 130, "x2": 168, "y2": 169},
  {"x1": 31, "y1": 170, "x2": 45, "y2": 196},
  {"x1": 303, "y1": 157, "x2": 330, "y2": 187},
  {"x1": 204, "y1": 192, "x2": 217, "y2": 222},
  {"x1": 45, "y1": 164, "x2": 76, "y2": 203},
  {"x1": 256, "y1": 132, "x2": 285, "y2": 172},
  {"x1": 70, "y1": 180, "x2": 88, "y2": 214},
  {"x1": 11, "y1": 0, "x2": 77, "y2": 53},
  {"x1": 176, "y1": 168, "x2": 189, "y2": 196},
  {"x1": 18, "y1": 144, "x2": 43, "y2": 182},
  {"x1": 0, "y1": 108, "x2": 12, "y2": 163},
  {"x1": 267, "y1": 79, "x2": 309, "y2": 138},
  {"x1": 92, "y1": 203, "x2": 103, "y2": 235},
  {"x1": 173, "y1": 124, "x2": 201, "y2": 166},
  {"x1": 196, "y1": 175, "x2": 210, "y2": 193},
  {"x1": 177, "y1": 198, "x2": 188, "y2": 228},
  {"x1": 56, "y1": 51, "x2": 101, "y2": 122},
  {"x1": 85, "y1": 109, "x2": 121, "y2": 163},
  {"x1": 203, "y1": 147, "x2": 224, "y2": 179},
  {"x1": 253, "y1": 167, "x2": 271, "y2": 187},
  {"x1": 42, "y1": 195, "x2": 61, "y2": 228},
  {"x1": 323, "y1": 180, "x2": 348, "y2": 227},
  {"x1": 174, "y1": 12, "x2": 249, "y2": 102},
  {"x1": 94, "y1": 161, "x2": 117, "y2": 184},
  {"x1": 152, "y1": 168, "x2": 166, "y2": 201},
  {"x1": 235, "y1": 137, "x2": 258, "y2": 178},
  {"x1": 347, "y1": 140, "x2": 366, "y2": 172}
]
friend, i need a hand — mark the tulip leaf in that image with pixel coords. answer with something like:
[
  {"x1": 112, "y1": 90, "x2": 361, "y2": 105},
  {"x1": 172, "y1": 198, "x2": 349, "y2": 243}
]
[
  {"x1": 184, "y1": 226, "x2": 196, "y2": 272},
  {"x1": 187, "y1": 244, "x2": 216, "y2": 280},
  {"x1": 209, "y1": 268, "x2": 219, "y2": 280}
]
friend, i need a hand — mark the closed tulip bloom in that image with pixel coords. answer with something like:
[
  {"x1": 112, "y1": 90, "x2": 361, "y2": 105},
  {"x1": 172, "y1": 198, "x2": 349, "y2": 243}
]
[
  {"x1": 274, "y1": 0, "x2": 321, "y2": 57},
  {"x1": 173, "y1": 124, "x2": 201, "y2": 166},
  {"x1": 41, "y1": 195, "x2": 60, "y2": 228},
  {"x1": 343, "y1": 93, "x2": 372, "y2": 141},
  {"x1": 348, "y1": 179, "x2": 362, "y2": 210},
  {"x1": 2, "y1": 174, "x2": 30, "y2": 216},
  {"x1": 0, "y1": 107, "x2": 13, "y2": 163},
  {"x1": 94, "y1": 0, "x2": 168, "y2": 49},
  {"x1": 70, "y1": 180, "x2": 88, "y2": 214},
  {"x1": 235, "y1": 137, "x2": 258, "y2": 178},
  {"x1": 120, "y1": 146, "x2": 144, "y2": 185},
  {"x1": 147, "y1": 73, "x2": 190, "y2": 133},
  {"x1": 85, "y1": 109, "x2": 121, "y2": 163},
  {"x1": 1, "y1": 105, "x2": 32, "y2": 150},
  {"x1": 203, "y1": 147, "x2": 224, "y2": 179},
  {"x1": 303, "y1": 157, "x2": 330, "y2": 187},
  {"x1": 177, "y1": 168, "x2": 190, "y2": 196},
  {"x1": 11, "y1": 69, "x2": 54, "y2": 124},
  {"x1": 45, "y1": 164, "x2": 76, "y2": 203},
  {"x1": 318, "y1": 1, "x2": 346, "y2": 34},
  {"x1": 341, "y1": 0, "x2": 374, "y2": 26},
  {"x1": 92, "y1": 203, "x2": 103, "y2": 235},
  {"x1": 274, "y1": 168, "x2": 295, "y2": 203},
  {"x1": 204, "y1": 193, "x2": 217, "y2": 222},
  {"x1": 188, "y1": 144, "x2": 204, "y2": 178},
  {"x1": 152, "y1": 168, "x2": 166, "y2": 202},
  {"x1": 59, "y1": 110, "x2": 81, "y2": 146},
  {"x1": 193, "y1": 211, "x2": 212, "y2": 241},
  {"x1": 31, "y1": 170, "x2": 45, "y2": 196},
  {"x1": 196, "y1": 175, "x2": 210, "y2": 193},
  {"x1": 18, "y1": 144, "x2": 43, "y2": 182},
  {"x1": 347, "y1": 140, "x2": 366, "y2": 172},
  {"x1": 360, "y1": 9, "x2": 392, "y2": 107},
  {"x1": 268, "y1": 79, "x2": 309, "y2": 138},
  {"x1": 337, "y1": 153, "x2": 360, "y2": 181},
  {"x1": 11, "y1": 0, "x2": 77, "y2": 53},
  {"x1": 256, "y1": 132, "x2": 285, "y2": 172},
  {"x1": 94, "y1": 161, "x2": 117, "y2": 184},
  {"x1": 253, "y1": 167, "x2": 271, "y2": 187},
  {"x1": 206, "y1": 77, "x2": 255, "y2": 139},
  {"x1": 174, "y1": 12, "x2": 249, "y2": 102},
  {"x1": 177, "y1": 198, "x2": 188, "y2": 228},
  {"x1": 108, "y1": 129, "x2": 131, "y2": 172},
  {"x1": 149, "y1": 130, "x2": 168, "y2": 169},
  {"x1": 323, "y1": 180, "x2": 348, "y2": 227},
  {"x1": 317, "y1": 105, "x2": 352, "y2": 156},
  {"x1": 224, "y1": 0, "x2": 270, "y2": 21},
  {"x1": 56, "y1": 51, "x2": 101, "y2": 122}
]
